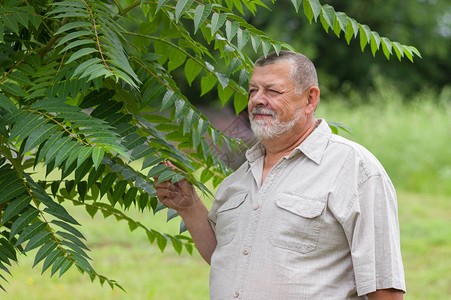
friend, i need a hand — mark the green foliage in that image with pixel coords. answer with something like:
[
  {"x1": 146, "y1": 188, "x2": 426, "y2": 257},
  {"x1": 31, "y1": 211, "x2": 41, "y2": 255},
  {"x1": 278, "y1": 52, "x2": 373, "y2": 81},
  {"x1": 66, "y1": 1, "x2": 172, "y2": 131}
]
[{"x1": 0, "y1": 0, "x2": 419, "y2": 292}]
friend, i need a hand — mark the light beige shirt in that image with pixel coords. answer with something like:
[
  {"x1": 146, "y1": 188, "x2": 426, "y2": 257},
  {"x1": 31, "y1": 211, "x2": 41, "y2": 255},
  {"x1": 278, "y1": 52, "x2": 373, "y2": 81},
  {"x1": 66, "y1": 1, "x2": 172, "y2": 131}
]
[{"x1": 208, "y1": 119, "x2": 406, "y2": 300}]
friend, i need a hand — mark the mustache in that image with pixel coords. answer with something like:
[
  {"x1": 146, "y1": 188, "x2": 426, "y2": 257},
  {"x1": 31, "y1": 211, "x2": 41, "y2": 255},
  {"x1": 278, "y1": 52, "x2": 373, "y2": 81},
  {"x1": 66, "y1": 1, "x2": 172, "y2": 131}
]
[{"x1": 250, "y1": 107, "x2": 276, "y2": 118}]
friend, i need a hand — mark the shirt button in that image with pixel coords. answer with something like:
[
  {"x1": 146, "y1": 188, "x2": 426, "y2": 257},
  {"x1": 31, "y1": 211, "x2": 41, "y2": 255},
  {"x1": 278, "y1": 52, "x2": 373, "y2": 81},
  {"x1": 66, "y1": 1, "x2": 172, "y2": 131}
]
[
  {"x1": 253, "y1": 204, "x2": 259, "y2": 210},
  {"x1": 233, "y1": 291, "x2": 239, "y2": 298},
  {"x1": 243, "y1": 249, "x2": 249, "y2": 255}
]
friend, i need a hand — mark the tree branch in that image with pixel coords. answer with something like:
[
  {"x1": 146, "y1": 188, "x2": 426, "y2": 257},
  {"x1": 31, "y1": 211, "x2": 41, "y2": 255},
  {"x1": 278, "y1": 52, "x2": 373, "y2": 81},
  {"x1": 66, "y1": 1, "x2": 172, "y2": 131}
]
[{"x1": 39, "y1": 17, "x2": 68, "y2": 59}]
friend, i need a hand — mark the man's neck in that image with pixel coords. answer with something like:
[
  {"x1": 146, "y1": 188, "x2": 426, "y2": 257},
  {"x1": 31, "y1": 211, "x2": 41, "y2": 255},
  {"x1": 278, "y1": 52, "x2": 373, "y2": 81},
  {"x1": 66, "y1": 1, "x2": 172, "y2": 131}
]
[{"x1": 259, "y1": 118, "x2": 318, "y2": 184}]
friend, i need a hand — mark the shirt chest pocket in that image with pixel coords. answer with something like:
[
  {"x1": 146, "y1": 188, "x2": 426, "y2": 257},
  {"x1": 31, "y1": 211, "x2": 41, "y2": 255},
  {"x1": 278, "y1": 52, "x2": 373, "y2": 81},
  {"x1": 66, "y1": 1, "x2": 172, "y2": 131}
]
[
  {"x1": 269, "y1": 193, "x2": 326, "y2": 254},
  {"x1": 215, "y1": 192, "x2": 247, "y2": 246}
]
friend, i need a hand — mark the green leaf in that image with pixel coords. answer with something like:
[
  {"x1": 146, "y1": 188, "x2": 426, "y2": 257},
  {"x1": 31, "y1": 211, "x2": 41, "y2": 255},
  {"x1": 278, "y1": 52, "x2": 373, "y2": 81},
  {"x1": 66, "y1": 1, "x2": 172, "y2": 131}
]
[
  {"x1": 175, "y1": 0, "x2": 195, "y2": 23},
  {"x1": 194, "y1": 3, "x2": 212, "y2": 34},
  {"x1": 0, "y1": 238, "x2": 16, "y2": 261},
  {"x1": 50, "y1": 256, "x2": 66, "y2": 277},
  {"x1": 9, "y1": 113, "x2": 48, "y2": 143},
  {"x1": 55, "y1": 21, "x2": 92, "y2": 35},
  {"x1": 168, "y1": 48, "x2": 187, "y2": 71},
  {"x1": 1, "y1": 194, "x2": 32, "y2": 225},
  {"x1": 77, "y1": 147, "x2": 93, "y2": 168},
  {"x1": 1, "y1": 82, "x2": 26, "y2": 97},
  {"x1": 320, "y1": 5, "x2": 335, "y2": 32},
  {"x1": 124, "y1": 187, "x2": 138, "y2": 208},
  {"x1": 402, "y1": 45, "x2": 414, "y2": 62},
  {"x1": 56, "y1": 30, "x2": 93, "y2": 48},
  {"x1": 184, "y1": 58, "x2": 202, "y2": 86},
  {"x1": 290, "y1": 0, "x2": 302, "y2": 13},
  {"x1": 131, "y1": 144, "x2": 155, "y2": 160},
  {"x1": 237, "y1": 29, "x2": 250, "y2": 51},
  {"x1": 91, "y1": 147, "x2": 105, "y2": 170},
  {"x1": 147, "y1": 164, "x2": 167, "y2": 179},
  {"x1": 33, "y1": 241, "x2": 58, "y2": 268},
  {"x1": 142, "y1": 155, "x2": 165, "y2": 170},
  {"x1": 392, "y1": 41, "x2": 404, "y2": 61},
  {"x1": 215, "y1": 72, "x2": 229, "y2": 88},
  {"x1": 197, "y1": 118, "x2": 210, "y2": 137},
  {"x1": 9, "y1": 208, "x2": 40, "y2": 239},
  {"x1": 100, "y1": 172, "x2": 117, "y2": 197},
  {"x1": 0, "y1": 178, "x2": 26, "y2": 205},
  {"x1": 60, "y1": 39, "x2": 96, "y2": 54},
  {"x1": 0, "y1": 94, "x2": 17, "y2": 113},
  {"x1": 23, "y1": 124, "x2": 57, "y2": 154},
  {"x1": 57, "y1": 231, "x2": 89, "y2": 251},
  {"x1": 24, "y1": 231, "x2": 52, "y2": 253},
  {"x1": 157, "y1": 0, "x2": 171, "y2": 12},
  {"x1": 160, "y1": 90, "x2": 179, "y2": 111},
  {"x1": 43, "y1": 205, "x2": 80, "y2": 225},
  {"x1": 304, "y1": 0, "x2": 321, "y2": 23},
  {"x1": 15, "y1": 221, "x2": 46, "y2": 246},
  {"x1": 138, "y1": 193, "x2": 148, "y2": 211},
  {"x1": 409, "y1": 46, "x2": 422, "y2": 59},
  {"x1": 234, "y1": 92, "x2": 248, "y2": 114},
  {"x1": 173, "y1": 98, "x2": 189, "y2": 121},
  {"x1": 113, "y1": 180, "x2": 127, "y2": 205},
  {"x1": 370, "y1": 31, "x2": 381, "y2": 57},
  {"x1": 218, "y1": 86, "x2": 234, "y2": 106},
  {"x1": 226, "y1": 21, "x2": 239, "y2": 42},
  {"x1": 251, "y1": 34, "x2": 261, "y2": 53},
  {"x1": 85, "y1": 205, "x2": 98, "y2": 218},
  {"x1": 156, "y1": 232, "x2": 168, "y2": 252},
  {"x1": 381, "y1": 37, "x2": 393, "y2": 59},
  {"x1": 156, "y1": 170, "x2": 177, "y2": 183},
  {"x1": 359, "y1": 24, "x2": 371, "y2": 52},
  {"x1": 262, "y1": 39, "x2": 271, "y2": 57},
  {"x1": 90, "y1": 100, "x2": 123, "y2": 119},
  {"x1": 66, "y1": 48, "x2": 97, "y2": 64},
  {"x1": 59, "y1": 259, "x2": 73, "y2": 277},
  {"x1": 210, "y1": 13, "x2": 227, "y2": 37},
  {"x1": 2, "y1": 14, "x2": 19, "y2": 34},
  {"x1": 51, "y1": 220, "x2": 85, "y2": 240},
  {"x1": 200, "y1": 74, "x2": 217, "y2": 96}
]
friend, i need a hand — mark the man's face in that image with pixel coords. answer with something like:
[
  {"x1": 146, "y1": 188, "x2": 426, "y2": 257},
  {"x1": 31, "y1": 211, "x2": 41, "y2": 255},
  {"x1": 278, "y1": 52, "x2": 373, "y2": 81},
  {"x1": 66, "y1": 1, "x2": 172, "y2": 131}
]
[{"x1": 248, "y1": 61, "x2": 309, "y2": 140}]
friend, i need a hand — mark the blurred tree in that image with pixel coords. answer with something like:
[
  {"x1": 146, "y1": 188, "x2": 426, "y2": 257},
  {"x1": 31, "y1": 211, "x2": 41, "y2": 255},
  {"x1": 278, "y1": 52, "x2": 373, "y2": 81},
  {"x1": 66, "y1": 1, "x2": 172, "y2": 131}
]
[{"x1": 248, "y1": 0, "x2": 451, "y2": 98}]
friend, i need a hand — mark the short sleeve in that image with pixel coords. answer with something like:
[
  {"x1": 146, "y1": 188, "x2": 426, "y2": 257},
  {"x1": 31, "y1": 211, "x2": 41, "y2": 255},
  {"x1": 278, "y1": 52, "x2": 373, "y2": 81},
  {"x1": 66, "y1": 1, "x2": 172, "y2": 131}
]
[{"x1": 341, "y1": 174, "x2": 406, "y2": 296}]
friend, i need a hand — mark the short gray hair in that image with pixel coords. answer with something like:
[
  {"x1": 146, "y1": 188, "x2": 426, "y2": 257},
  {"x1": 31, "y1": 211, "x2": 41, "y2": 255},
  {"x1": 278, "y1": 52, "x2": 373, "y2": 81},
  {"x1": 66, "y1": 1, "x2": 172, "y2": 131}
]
[{"x1": 255, "y1": 50, "x2": 318, "y2": 94}]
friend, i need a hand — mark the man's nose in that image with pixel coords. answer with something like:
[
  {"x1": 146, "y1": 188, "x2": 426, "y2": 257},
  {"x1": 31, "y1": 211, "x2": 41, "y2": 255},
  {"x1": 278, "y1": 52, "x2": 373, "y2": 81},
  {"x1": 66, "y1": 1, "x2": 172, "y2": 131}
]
[{"x1": 249, "y1": 92, "x2": 268, "y2": 106}]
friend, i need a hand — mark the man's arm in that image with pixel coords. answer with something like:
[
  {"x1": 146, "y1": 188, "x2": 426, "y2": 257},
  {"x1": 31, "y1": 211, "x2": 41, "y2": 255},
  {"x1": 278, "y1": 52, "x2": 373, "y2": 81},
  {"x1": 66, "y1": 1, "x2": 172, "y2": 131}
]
[
  {"x1": 154, "y1": 162, "x2": 217, "y2": 264},
  {"x1": 367, "y1": 288, "x2": 404, "y2": 299}
]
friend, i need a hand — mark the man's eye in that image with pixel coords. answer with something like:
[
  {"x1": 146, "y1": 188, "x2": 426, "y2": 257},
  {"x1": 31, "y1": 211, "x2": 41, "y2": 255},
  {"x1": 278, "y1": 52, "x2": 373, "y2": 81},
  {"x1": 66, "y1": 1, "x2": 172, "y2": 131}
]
[
  {"x1": 249, "y1": 89, "x2": 257, "y2": 95},
  {"x1": 268, "y1": 89, "x2": 280, "y2": 94}
]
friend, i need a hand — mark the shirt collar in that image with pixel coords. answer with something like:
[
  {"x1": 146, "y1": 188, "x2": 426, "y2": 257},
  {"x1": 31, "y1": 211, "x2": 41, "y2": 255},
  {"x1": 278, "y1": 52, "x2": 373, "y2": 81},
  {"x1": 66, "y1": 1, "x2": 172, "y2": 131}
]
[{"x1": 245, "y1": 118, "x2": 332, "y2": 165}]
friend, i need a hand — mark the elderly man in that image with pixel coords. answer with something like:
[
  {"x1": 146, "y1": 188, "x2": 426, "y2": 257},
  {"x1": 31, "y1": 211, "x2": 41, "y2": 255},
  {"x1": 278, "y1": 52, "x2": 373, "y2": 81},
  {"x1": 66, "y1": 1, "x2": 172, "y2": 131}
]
[{"x1": 155, "y1": 51, "x2": 406, "y2": 299}]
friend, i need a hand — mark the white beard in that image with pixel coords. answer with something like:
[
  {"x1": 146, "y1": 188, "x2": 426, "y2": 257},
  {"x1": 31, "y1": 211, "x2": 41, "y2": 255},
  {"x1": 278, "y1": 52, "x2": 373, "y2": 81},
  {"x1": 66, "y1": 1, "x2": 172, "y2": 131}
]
[{"x1": 250, "y1": 107, "x2": 302, "y2": 140}]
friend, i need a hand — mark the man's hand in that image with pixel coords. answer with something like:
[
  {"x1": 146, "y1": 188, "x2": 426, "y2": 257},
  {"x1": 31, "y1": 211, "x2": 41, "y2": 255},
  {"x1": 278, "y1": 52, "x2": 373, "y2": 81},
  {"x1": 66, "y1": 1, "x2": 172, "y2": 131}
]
[
  {"x1": 154, "y1": 161, "x2": 200, "y2": 212},
  {"x1": 367, "y1": 289, "x2": 404, "y2": 299},
  {"x1": 153, "y1": 161, "x2": 217, "y2": 264}
]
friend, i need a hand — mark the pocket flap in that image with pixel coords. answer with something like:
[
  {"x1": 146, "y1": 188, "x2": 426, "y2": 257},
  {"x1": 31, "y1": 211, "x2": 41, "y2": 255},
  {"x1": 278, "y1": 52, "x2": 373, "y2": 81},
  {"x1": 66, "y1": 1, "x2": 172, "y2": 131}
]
[
  {"x1": 217, "y1": 192, "x2": 247, "y2": 213},
  {"x1": 275, "y1": 194, "x2": 326, "y2": 218}
]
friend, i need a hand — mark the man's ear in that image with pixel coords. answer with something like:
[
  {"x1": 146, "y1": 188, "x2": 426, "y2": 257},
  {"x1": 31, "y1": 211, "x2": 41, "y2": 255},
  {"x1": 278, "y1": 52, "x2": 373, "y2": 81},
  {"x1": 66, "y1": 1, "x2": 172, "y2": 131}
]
[{"x1": 305, "y1": 86, "x2": 320, "y2": 114}]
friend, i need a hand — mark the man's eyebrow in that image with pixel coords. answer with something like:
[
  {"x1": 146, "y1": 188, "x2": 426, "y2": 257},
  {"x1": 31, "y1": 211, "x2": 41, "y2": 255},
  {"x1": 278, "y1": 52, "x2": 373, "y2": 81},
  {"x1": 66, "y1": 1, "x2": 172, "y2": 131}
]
[{"x1": 249, "y1": 82, "x2": 277, "y2": 88}]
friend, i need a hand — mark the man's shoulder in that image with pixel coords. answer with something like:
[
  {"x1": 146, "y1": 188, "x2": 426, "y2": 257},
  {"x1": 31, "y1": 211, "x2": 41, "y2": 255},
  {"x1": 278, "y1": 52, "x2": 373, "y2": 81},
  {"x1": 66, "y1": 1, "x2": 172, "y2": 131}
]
[{"x1": 326, "y1": 133, "x2": 387, "y2": 177}]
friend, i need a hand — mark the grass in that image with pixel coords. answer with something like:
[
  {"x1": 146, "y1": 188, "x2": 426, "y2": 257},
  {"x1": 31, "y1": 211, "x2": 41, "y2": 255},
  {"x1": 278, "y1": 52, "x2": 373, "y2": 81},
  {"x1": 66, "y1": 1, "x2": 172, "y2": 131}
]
[{"x1": 3, "y1": 87, "x2": 451, "y2": 299}]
